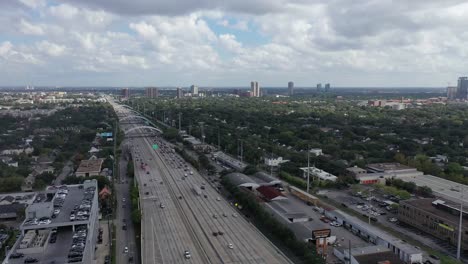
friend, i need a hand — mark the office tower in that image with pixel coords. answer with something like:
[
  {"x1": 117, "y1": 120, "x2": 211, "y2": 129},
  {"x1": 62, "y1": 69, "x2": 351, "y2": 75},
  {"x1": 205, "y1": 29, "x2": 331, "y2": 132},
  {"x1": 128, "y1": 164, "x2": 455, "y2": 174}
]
[
  {"x1": 121, "y1": 88, "x2": 129, "y2": 98},
  {"x1": 176, "y1": 87, "x2": 183, "y2": 99},
  {"x1": 324, "y1": 83, "x2": 330, "y2": 92},
  {"x1": 316, "y1": 83, "x2": 322, "y2": 92},
  {"x1": 145, "y1": 87, "x2": 159, "y2": 98},
  {"x1": 251, "y1": 81, "x2": 260, "y2": 97},
  {"x1": 288, "y1": 81, "x2": 294, "y2": 96},
  {"x1": 190, "y1": 85, "x2": 199, "y2": 96},
  {"x1": 447, "y1": 86, "x2": 457, "y2": 100},
  {"x1": 457, "y1": 77, "x2": 468, "y2": 100}
]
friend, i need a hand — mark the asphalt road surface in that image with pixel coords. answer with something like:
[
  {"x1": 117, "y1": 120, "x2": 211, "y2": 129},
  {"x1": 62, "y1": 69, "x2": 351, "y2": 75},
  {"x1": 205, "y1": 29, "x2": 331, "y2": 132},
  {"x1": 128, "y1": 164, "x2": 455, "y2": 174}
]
[
  {"x1": 112, "y1": 101, "x2": 292, "y2": 264},
  {"x1": 115, "y1": 151, "x2": 139, "y2": 264}
]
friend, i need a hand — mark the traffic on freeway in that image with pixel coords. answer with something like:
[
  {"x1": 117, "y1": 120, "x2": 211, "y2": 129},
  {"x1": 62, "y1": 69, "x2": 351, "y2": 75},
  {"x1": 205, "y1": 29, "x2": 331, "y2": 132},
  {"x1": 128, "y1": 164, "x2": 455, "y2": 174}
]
[{"x1": 112, "y1": 102, "x2": 292, "y2": 264}]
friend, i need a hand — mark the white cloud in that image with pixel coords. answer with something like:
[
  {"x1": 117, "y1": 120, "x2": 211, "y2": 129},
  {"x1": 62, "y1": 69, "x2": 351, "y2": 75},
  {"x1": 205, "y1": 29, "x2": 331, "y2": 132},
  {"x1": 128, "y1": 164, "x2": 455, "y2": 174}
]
[
  {"x1": 36, "y1": 41, "x2": 66, "y2": 57},
  {"x1": 129, "y1": 22, "x2": 157, "y2": 39},
  {"x1": 19, "y1": 19, "x2": 44, "y2": 35},
  {"x1": 219, "y1": 34, "x2": 243, "y2": 53}
]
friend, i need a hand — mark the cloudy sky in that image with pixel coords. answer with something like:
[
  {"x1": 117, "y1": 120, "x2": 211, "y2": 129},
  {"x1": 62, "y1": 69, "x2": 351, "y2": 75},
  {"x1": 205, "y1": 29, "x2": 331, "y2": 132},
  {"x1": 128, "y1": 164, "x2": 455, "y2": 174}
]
[{"x1": 1, "y1": 0, "x2": 467, "y2": 87}]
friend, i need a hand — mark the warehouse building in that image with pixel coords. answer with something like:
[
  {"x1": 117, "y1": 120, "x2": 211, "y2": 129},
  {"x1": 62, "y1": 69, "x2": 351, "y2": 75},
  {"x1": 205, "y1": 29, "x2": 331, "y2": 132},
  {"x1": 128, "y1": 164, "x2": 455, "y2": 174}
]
[{"x1": 398, "y1": 198, "x2": 468, "y2": 252}]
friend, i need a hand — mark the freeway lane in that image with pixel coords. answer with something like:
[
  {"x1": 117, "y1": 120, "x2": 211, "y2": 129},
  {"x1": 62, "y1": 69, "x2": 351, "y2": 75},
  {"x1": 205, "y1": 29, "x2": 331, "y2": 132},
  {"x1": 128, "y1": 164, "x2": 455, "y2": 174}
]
[{"x1": 113, "y1": 102, "x2": 292, "y2": 264}]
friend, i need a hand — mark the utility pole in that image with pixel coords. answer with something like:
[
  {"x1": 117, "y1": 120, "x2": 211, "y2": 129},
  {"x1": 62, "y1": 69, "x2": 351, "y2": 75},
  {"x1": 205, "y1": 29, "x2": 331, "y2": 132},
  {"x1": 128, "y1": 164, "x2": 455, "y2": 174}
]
[
  {"x1": 457, "y1": 188, "x2": 464, "y2": 260},
  {"x1": 217, "y1": 127, "x2": 220, "y2": 150},
  {"x1": 307, "y1": 145, "x2": 310, "y2": 193},
  {"x1": 240, "y1": 140, "x2": 244, "y2": 163},
  {"x1": 178, "y1": 112, "x2": 182, "y2": 131}
]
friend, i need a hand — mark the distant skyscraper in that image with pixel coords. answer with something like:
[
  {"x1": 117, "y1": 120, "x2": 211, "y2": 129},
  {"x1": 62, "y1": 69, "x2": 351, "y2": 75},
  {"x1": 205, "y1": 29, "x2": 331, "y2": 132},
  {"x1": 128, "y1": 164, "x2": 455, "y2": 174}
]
[
  {"x1": 447, "y1": 86, "x2": 457, "y2": 100},
  {"x1": 251, "y1": 81, "x2": 260, "y2": 97},
  {"x1": 121, "y1": 88, "x2": 129, "y2": 98},
  {"x1": 190, "y1": 85, "x2": 199, "y2": 96},
  {"x1": 316, "y1": 83, "x2": 322, "y2": 92},
  {"x1": 288, "y1": 81, "x2": 294, "y2": 96},
  {"x1": 176, "y1": 87, "x2": 183, "y2": 99},
  {"x1": 145, "y1": 87, "x2": 159, "y2": 98},
  {"x1": 324, "y1": 83, "x2": 331, "y2": 92},
  {"x1": 457, "y1": 77, "x2": 468, "y2": 100}
]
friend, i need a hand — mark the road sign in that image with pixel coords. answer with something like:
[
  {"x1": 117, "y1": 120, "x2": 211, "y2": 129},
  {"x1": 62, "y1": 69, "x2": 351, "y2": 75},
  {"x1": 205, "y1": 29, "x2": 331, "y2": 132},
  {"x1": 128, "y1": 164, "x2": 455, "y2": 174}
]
[{"x1": 152, "y1": 144, "x2": 159, "y2": 150}]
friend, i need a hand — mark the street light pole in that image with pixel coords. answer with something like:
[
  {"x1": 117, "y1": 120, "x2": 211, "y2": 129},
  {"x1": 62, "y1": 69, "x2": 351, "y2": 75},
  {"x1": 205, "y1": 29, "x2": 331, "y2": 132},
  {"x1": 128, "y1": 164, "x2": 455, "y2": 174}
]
[
  {"x1": 457, "y1": 188, "x2": 464, "y2": 260},
  {"x1": 307, "y1": 145, "x2": 310, "y2": 193}
]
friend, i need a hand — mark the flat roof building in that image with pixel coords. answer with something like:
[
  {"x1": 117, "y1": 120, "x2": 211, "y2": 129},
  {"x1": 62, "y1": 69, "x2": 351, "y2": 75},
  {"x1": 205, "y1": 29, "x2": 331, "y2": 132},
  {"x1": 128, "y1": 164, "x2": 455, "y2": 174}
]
[
  {"x1": 334, "y1": 245, "x2": 405, "y2": 264},
  {"x1": 224, "y1": 173, "x2": 259, "y2": 189},
  {"x1": 212, "y1": 151, "x2": 247, "y2": 171},
  {"x1": 300, "y1": 167, "x2": 337, "y2": 182},
  {"x1": 349, "y1": 163, "x2": 423, "y2": 185},
  {"x1": 5, "y1": 180, "x2": 99, "y2": 264},
  {"x1": 398, "y1": 198, "x2": 468, "y2": 252},
  {"x1": 75, "y1": 158, "x2": 104, "y2": 177}
]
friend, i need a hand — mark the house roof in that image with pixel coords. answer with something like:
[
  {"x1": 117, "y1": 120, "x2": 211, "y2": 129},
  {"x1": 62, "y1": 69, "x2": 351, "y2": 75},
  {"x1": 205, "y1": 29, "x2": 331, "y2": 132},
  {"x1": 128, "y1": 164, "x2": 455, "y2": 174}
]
[
  {"x1": 99, "y1": 186, "x2": 111, "y2": 198},
  {"x1": 76, "y1": 158, "x2": 104, "y2": 174},
  {"x1": 256, "y1": 186, "x2": 285, "y2": 201}
]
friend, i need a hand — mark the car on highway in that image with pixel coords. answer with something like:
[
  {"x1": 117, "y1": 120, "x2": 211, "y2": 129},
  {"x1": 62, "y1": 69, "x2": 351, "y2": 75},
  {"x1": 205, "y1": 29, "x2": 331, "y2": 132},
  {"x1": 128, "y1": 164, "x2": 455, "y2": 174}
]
[
  {"x1": 160, "y1": 203, "x2": 165, "y2": 208},
  {"x1": 184, "y1": 250, "x2": 191, "y2": 259},
  {"x1": 228, "y1": 243, "x2": 234, "y2": 249},
  {"x1": 232, "y1": 213, "x2": 238, "y2": 218},
  {"x1": 216, "y1": 197, "x2": 221, "y2": 201},
  {"x1": 124, "y1": 246, "x2": 129, "y2": 253},
  {"x1": 213, "y1": 214, "x2": 217, "y2": 219}
]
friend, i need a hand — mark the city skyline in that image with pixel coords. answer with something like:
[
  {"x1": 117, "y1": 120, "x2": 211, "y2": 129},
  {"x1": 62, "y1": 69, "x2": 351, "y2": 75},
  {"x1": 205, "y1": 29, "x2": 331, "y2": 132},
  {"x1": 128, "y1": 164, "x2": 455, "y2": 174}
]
[{"x1": 1, "y1": 1, "x2": 468, "y2": 87}]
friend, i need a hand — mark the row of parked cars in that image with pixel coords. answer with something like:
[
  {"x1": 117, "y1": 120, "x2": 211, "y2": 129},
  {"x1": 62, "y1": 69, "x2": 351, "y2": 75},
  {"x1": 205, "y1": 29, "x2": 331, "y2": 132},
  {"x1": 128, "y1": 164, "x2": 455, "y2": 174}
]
[
  {"x1": 67, "y1": 225, "x2": 87, "y2": 262},
  {"x1": 70, "y1": 186, "x2": 96, "y2": 222}
]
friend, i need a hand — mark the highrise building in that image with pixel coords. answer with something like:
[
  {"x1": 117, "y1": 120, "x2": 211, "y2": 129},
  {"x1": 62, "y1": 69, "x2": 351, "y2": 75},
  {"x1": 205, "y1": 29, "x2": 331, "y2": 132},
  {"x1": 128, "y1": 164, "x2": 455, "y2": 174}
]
[
  {"x1": 316, "y1": 83, "x2": 322, "y2": 92},
  {"x1": 121, "y1": 88, "x2": 129, "y2": 98},
  {"x1": 447, "y1": 86, "x2": 457, "y2": 100},
  {"x1": 176, "y1": 87, "x2": 184, "y2": 99},
  {"x1": 325, "y1": 83, "x2": 331, "y2": 92},
  {"x1": 145, "y1": 87, "x2": 159, "y2": 98},
  {"x1": 456, "y1": 77, "x2": 468, "y2": 100},
  {"x1": 251, "y1": 81, "x2": 261, "y2": 97},
  {"x1": 190, "y1": 85, "x2": 199, "y2": 96},
  {"x1": 288, "y1": 81, "x2": 294, "y2": 96}
]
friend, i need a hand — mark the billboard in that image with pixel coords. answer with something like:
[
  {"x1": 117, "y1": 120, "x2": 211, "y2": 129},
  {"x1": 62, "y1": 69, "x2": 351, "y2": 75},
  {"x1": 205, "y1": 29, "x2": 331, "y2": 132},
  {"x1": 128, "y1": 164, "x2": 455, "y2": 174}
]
[{"x1": 312, "y1": 229, "x2": 331, "y2": 239}]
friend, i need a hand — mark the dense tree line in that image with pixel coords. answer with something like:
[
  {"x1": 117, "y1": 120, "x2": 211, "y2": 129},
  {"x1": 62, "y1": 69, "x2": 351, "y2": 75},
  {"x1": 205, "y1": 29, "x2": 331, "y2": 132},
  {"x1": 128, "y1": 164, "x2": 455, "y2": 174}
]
[
  {"x1": 221, "y1": 176, "x2": 324, "y2": 264},
  {"x1": 130, "y1": 97, "x2": 468, "y2": 186}
]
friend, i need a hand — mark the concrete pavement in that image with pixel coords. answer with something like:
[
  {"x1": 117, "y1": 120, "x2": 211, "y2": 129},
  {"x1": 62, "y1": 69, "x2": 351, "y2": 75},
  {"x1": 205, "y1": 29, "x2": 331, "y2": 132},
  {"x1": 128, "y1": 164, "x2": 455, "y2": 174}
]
[{"x1": 111, "y1": 101, "x2": 292, "y2": 264}]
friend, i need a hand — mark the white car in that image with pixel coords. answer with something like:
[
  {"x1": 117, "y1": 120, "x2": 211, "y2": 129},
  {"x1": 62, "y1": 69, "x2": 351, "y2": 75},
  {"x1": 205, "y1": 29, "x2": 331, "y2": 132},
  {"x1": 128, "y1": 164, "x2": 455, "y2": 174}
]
[
  {"x1": 228, "y1": 243, "x2": 233, "y2": 249},
  {"x1": 124, "y1": 246, "x2": 129, "y2": 253},
  {"x1": 216, "y1": 197, "x2": 221, "y2": 201},
  {"x1": 184, "y1": 250, "x2": 191, "y2": 259}
]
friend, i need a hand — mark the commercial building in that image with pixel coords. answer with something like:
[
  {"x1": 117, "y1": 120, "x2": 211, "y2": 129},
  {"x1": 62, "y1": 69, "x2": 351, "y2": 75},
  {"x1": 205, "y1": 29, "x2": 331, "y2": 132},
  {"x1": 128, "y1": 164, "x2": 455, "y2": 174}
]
[
  {"x1": 75, "y1": 158, "x2": 104, "y2": 177},
  {"x1": 457, "y1": 76, "x2": 468, "y2": 100},
  {"x1": 398, "y1": 198, "x2": 468, "y2": 252},
  {"x1": 324, "y1": 83, "x2": 331, "y2": 92},
  {"x1": 5, "y1": 180, "x2": 99, "y2": 264},
  {"x1": 264, "y1": 156, "x2": 288, "y2": 167},
  {"x1": 212, "y1": 151, "x2": 247, "y2": 171},
  {"x1": 176, "y1": 87, "x2": 184, "y2": 99},
  {"x1": 447, "y1": 86, "x2": 458, "y2": 100},
  {"x1": 300, "y1": 167, "x2": 337, "y2": 182},
  {"x1": 334, "y1": 245, "x2": 405, "y2": 264},
  {"x1": 316, "y1": 83, "x2": 322, "y2": 92},
  {"x1": 325, "y1": 209, "x2": 422, "y2": 263},
  {"x1": 350, "y1": 163, "x2": 424, "y2": 185},
  {"x1": 224, "y1": 172, "x2": 259, "y2": 189},
  {"x1": 251, "y1": 81, "x2": 261, "y2": 97},
  {"x1": 121, "y1": 88, "x2": 129, "y2": 98},
  {"x1": 145, "y1": 87, "x2": 159, "y2": 98},
  {"x1": 190, "y1": 85, "x2": 199, "y2": 96},
  {"x1": 288, "y1": 81, "x2": 294, "y2": 96}
]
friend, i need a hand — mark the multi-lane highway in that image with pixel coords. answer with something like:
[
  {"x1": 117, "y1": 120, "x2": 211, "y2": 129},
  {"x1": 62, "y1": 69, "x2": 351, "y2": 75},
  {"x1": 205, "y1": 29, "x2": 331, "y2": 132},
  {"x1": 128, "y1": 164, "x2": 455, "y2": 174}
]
[{"x1": 112, "y1": 102, "x2": 292, "y2": 264}]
